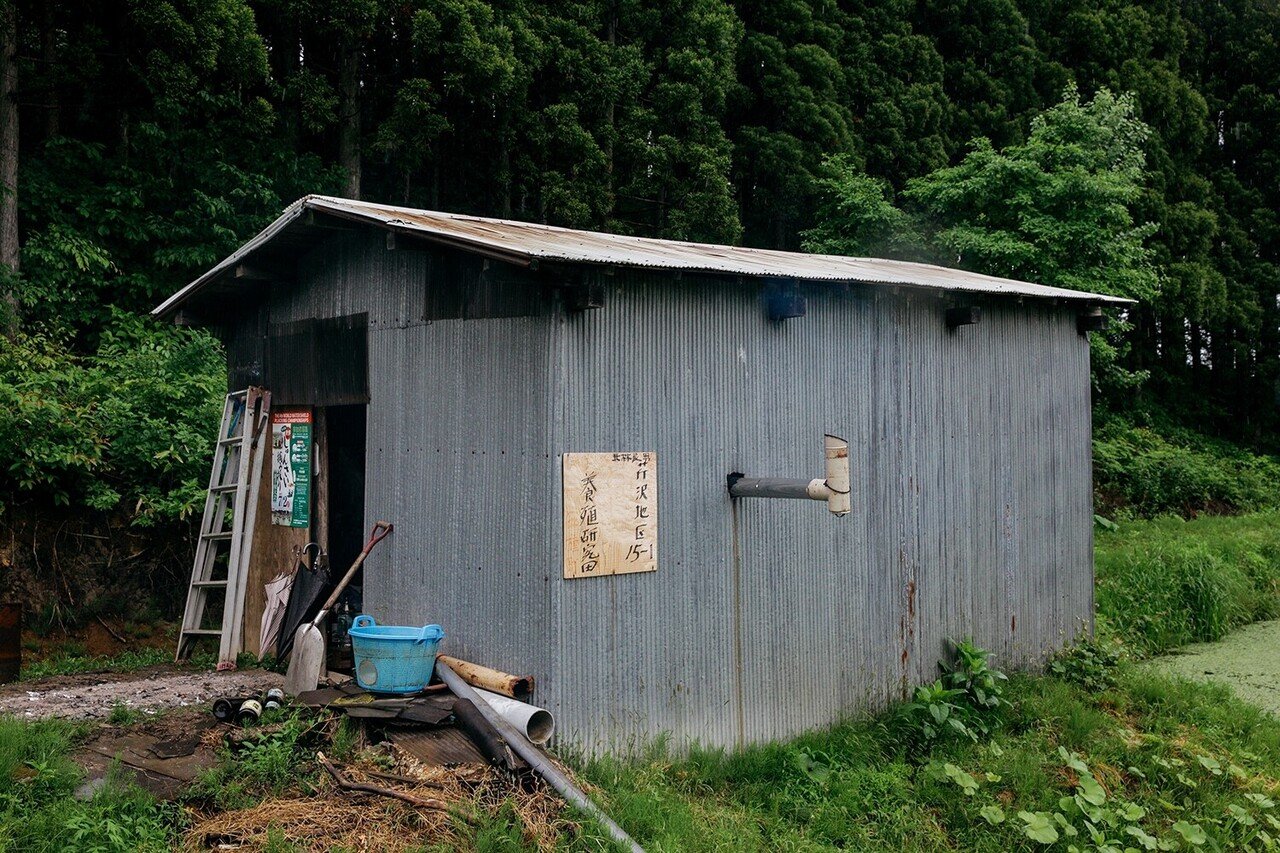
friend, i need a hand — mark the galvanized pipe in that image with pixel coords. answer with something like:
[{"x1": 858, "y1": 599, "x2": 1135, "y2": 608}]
[
  {"x1": 436, "y1": 660, "x2": 644, "y2": 853},
  {"x1": 727, "y1": 477, "x2": 826, "y2": 501}
]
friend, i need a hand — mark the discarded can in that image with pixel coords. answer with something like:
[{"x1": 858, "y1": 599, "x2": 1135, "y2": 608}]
[
  {"x1": 213, "y1": 696, "x2": 242, "y2": 722},
  {"x1": 235, "y1": 698, "x2": 263, "y2": 726},
  {"x1": 213, "y1": 695, "x2": 260, "y2": 723},
  {"x1": 264, "y1": 687, "x2": 285, "y2": 711}
]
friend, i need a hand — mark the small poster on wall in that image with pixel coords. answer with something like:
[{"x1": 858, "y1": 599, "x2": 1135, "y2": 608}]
[
  {"x1": 562, "y1": 452, "x2": 657, "y2": 579},
  {"x1": 270, "y1": 410, "x2": 312, "y2": 528}
]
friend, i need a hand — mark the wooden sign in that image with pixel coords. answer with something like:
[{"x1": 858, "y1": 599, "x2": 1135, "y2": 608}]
[{"x1": 562, "y1": 452, "x2": 657, "y2": 579}]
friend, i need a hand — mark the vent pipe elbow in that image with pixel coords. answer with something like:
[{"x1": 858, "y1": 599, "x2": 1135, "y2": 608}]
[
  {"x1": 726, "y1": 432, "x2": 851, "y2": 517},
  {"x1": 823, "y1": 434, "x2": 851, "y2": 516}
]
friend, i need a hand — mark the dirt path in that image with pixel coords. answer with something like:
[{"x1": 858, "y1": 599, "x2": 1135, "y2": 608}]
[
  {"x1": 1146, "y1": 619, "x2": 1280, "y2": 715},
  {"x1": 0, "y1": 665, "x2": 283, "y2": 720}
]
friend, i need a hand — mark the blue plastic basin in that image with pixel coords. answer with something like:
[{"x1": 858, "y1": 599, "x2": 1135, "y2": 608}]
[{"x1": 347, "y1": 615, "x2": 445, "y2": 694}]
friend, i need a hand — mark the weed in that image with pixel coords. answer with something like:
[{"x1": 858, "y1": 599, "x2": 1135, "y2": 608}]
[
  {"x1": 107, "y1": 703, "x2": 141, "y2": 726},
  {"x1": 184, "y1": 711, "x2": 321, "y2": 811},
  {"x1": 1049, "y1": 635, "x2": 1123, "y2": 691},
  {"x1": 20, "y1": 645, "x2": 217, "y2": 680},
  {"x1": 895, "y1": 640, "x2": 1009, "y2": 756},
  {"x1": 262, "y1": 824, "x2": 304, "y2": 852},
  {"x1": 330, "y1": 716, "x2": 361, "y2": 761},
  {"x1": 0, "y1": 718, "x2": 176, "y2": 851},
  {"x1": 941, "y1": 639, "x2": 1009, "y2": 730}
]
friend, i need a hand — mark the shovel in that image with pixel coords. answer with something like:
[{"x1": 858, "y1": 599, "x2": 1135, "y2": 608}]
[{"x1": 284, "y1": 521, "x2": 393, "y2": 696}]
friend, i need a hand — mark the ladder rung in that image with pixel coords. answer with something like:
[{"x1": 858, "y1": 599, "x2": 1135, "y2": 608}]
[
  {"x1": 218, "y1": 436, "x2": 244, "y2": 446},
  {"x1": 201, "y1": 530, "x2": 233, "y2": 541},
  {"x1": 181, "y1": 628, "x2": 223, "y2": 636},
  {"x1": 192, "y1": 580, "x2": 228, "y2": 588},
  {"x1": 210, "y1": 483, "x2": 240, "y2": 493}
]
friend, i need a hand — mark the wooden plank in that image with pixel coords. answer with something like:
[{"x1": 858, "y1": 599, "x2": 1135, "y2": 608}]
[
  {"x1": 313, "y1": 407, "x2": 330, "y2": 555},
  {"x1": 242, "y1": 406, "x2": 311, "y2": 659},
  {"x1": 561, "y1": 452, "x2": 658, "y2": 580}
]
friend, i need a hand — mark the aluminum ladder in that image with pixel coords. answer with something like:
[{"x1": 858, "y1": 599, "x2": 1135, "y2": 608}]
[{"x1": 176, "y1": 387, "x2": 271, "y2": 666}]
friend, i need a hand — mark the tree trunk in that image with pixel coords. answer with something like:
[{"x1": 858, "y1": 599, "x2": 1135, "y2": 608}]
[
  {"x1": 0, "y1": 0, "x2": 19, "y2": 334},
  {"x1": 338, "y1": 40, "x2": 361, "y2": 199}
]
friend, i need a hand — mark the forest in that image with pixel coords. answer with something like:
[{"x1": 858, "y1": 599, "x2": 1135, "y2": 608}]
[
  {"x1": 0, "y1": 0, "x2": 1278, "y2": 609},
  {"x1": 3, "y1": 5, "x2": 1280, "y2": 850}
]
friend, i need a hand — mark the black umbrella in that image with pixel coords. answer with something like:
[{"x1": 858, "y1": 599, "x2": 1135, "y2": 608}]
[{"x1": 277, "y1": 544, "x2": 331, "y2": 661}]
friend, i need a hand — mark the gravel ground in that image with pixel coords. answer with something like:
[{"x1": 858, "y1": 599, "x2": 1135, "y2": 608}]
[
  {"x1": 1147, "y1": 618, "x2": 1280, "y2": 715},
  {"x1": 0, "y1": 665, "x2": 284, "y2": 720}
]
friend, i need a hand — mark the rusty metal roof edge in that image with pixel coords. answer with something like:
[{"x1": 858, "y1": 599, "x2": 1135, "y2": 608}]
[
  {"x1": 303, "y1": 196, "x2": 1134, "y2": 306},
  {"x1": 153, "y1": 195, "x2": 1136, "y2": 317}
]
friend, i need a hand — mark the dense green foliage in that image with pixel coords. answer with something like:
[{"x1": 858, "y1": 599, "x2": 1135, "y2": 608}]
[
  {"x1": 1094, "y1": 512, "x2": 1280, "y2": 656},
  {"x1": 0, "y1": 1, "x2": 1276, "y2": 523},
  {"x1": 0, "y1": 312, "x2": 223, "y2": 522},
  {"x1": 897, "y1": 640, "x2": 1010, "y2": 757},
  {"x1": 810, "y1": 85, "x2": 1158, "y2": 400},
  {"x1": 1094, "y1": 419, "x2": 1280, "y2": 518}
]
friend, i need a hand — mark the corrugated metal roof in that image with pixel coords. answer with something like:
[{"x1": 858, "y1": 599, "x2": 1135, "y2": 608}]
[{"x1": 153, "y1": 194, "x2": 1133, "y2": 317}]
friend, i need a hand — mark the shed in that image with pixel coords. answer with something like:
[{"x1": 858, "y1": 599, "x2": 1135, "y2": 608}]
[{"x1": 156, "y1": 195, "x2": 1127, "y2": 754}]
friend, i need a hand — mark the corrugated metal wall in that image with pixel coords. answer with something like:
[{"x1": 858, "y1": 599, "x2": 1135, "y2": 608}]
[
  {"x1": 550, "y1": 272, "x2": 1091, "y2": 752},
  {"x1": 264, "y1": 231, "x2": 1094, "y2": 754}
]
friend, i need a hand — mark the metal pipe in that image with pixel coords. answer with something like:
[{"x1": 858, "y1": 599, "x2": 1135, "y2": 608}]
[
  {"x1": 453, "y1": 697, "x2": 520, "y2": 769},
  {"x1": 436, "y1": 660, "x2": 644, "y2": 853},
  {"x1": 726, "y1": 434, "x2": 851, "y2": 517},
  {"x1": 475, "y1": 688, "x2": 555, "y2": 745},
  {"x1": 727, "y1": 477, "x2": 823, "y2": 501}
]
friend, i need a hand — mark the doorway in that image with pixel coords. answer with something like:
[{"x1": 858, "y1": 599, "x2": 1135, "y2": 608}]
[{"x1": 324, "y1": 404, "x2": 367, "y2": 602}]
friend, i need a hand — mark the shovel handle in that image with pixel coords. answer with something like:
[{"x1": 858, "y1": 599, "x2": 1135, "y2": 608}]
[
  {"x1": 312, "y1": 521, "x2": 394, "y2": 626},
  {"x1": 365, "y1": 521, "x2": 394, "y2": 551}
]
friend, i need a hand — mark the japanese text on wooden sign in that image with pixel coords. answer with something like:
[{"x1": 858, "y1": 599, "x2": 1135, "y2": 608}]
[{"x1": 562, "y1": 452, "x2": 657, "y2": 579}]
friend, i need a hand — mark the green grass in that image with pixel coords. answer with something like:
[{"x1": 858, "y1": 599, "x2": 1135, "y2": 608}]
[
  {"x1": 183, "y1": 710, "x2": 325, "y2": 812},
  {"x1": 1095, "y1": 511, "x2": 1280, "y2": 656},
  {"x1": 3, "y1": 663, "x2": 1279, "y2": 851},
  {"x1": 18, "y1": 647, "x2": 259, "y2": 680},
  {"x1": 519, "y1": 667, "x2": 1280, "y2": 852},
  {"x1": 0, "y1": 716, "x2": 176, "y2": 852}
]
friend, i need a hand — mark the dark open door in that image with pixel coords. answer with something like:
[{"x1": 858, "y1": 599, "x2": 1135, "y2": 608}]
[{"x1": 324, "y1": 403, "x2": 367, "y2": 603}]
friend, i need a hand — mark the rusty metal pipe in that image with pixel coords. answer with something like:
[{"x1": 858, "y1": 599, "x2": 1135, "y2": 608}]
[{"x1": 437, "y1": 654, "x2": 533, "y2": 699}]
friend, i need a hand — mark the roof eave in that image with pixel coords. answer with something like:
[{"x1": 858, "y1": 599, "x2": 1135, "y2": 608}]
[
  {"x1": 151, "y1": 197, "x2": 313, "y2": 320},
  {"x1": 153, "y1": 195, "x2": 1137, "y2": 319}
]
